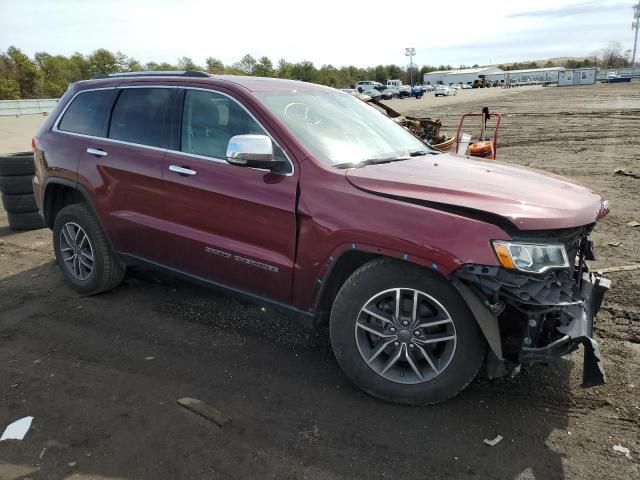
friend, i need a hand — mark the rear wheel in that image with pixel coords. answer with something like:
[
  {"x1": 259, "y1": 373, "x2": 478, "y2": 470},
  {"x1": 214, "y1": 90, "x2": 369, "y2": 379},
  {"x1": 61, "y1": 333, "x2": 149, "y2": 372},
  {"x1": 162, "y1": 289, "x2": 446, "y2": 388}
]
[
  {"x1": 53, "y1": 203, "x2": 125, "y2": 295},
  {"x1": 330, "y1": 258, "x2": 486, "y2": 405}
]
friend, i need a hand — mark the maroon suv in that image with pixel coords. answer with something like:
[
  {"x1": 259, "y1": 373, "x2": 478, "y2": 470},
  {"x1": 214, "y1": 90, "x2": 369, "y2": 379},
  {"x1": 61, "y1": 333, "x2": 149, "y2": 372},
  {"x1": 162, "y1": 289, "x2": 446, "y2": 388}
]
[{"x1": 32, "y1": 71, "x2": 610, "y2": 404}]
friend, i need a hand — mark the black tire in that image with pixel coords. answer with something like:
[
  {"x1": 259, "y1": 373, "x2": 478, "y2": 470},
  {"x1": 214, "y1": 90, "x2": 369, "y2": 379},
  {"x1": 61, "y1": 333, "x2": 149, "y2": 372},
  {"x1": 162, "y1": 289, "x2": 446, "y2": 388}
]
[
  {"x1": 0, "y1": 175, "x2": 34, "y2": 194},
  {"x1": 0, "y1": 152, "x2": 35, "y2": 176},
  {"x1": 330, "y1": 258, "x2": 486, "y2": 405},
  {"x1": 2, "y1": 193, "x2": 38, "y2": 213},
  {"x1": 6, "y1": 211, "x2": 45, "y2": 230},
  {"x1": 53, "y1": 203, "x2": 125, "y2": 295}
]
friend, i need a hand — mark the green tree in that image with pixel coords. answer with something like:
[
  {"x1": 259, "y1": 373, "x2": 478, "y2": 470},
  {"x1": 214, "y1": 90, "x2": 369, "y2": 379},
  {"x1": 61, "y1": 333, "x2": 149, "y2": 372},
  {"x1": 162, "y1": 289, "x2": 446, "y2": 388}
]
[
  {"x1": 253, "y1": 56, "x2": 273, "y2": 77},
  {"x1": 205, "y1": 57, "x2": 225, "y2": 74},
  {"x1": 115, "y1": 51, "x2": 142, "y2": 72},
  {"x1": 177, "y1": 56, "x2": 203, "y2": 71},
  {"x1": 0, "y1": 77, "x2": 20, "y2": 99},
  {"x1": 386, "y1": 64, "x2": 404, "y2": 80},
  {"x1": 373, "y1": 65, "x2": 387, "y2": 83},
  {"x1": 5, "y1": 46, "x2": 41, "y2": 98},
  {"x1": 317, "y1": 64, "x2": 341, "y2": 87},
  {"x1": 289, "y1": 61, "x2": 317, "y2": 82},
  {"x1": 88, "y1": 49, "x2": 119, "y2": 75},
  {"x1": 69, "y1": 53, "x2": 91, "y2": 79},
  {"x1": 233, "y1": 54, "x2": 257, "y2": 74},
  {"x1": 276, "y1": 58, "x2": 293, "y2": 78},
  {"x1": 33, "y1": 52, "x2": 71, "y2": 97}
]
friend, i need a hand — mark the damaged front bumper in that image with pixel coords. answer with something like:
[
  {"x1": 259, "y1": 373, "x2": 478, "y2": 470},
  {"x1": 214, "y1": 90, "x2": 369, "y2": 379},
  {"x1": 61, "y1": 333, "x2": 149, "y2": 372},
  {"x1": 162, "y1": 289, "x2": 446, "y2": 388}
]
[{"x1": 454, "y1": 264, "x2": 611, "y2": 387}]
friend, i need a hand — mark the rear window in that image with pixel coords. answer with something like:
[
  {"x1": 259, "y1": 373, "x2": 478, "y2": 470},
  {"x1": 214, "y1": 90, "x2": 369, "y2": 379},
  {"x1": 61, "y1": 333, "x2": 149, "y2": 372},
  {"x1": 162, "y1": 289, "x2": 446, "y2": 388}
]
[
  {"x1": 58, "y1": 89, "x2": 117, "y2": 137},
  {"x1": 109, "y1": 88, "x2": 172, "y2": 148}
]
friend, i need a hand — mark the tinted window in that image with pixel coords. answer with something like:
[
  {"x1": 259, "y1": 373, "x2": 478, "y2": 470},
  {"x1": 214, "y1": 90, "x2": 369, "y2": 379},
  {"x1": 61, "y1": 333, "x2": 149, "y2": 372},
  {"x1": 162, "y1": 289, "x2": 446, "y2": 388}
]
[
  {"x1": 181, "y1": 90, "x2": 264, "y2": 160},
  {"x1": 58, "y1": 89, "x2": 117, "y2": 137},
  {"x1": 109, "y1": 88, "x2": 172, "y2": 148}
]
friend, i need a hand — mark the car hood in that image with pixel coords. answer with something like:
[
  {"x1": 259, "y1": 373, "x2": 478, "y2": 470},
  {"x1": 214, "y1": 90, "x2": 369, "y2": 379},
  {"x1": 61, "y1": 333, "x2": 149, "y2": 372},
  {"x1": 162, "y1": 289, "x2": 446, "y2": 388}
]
[{"x1": 345, "y1": 154, "x2": 607, "y2": 231}]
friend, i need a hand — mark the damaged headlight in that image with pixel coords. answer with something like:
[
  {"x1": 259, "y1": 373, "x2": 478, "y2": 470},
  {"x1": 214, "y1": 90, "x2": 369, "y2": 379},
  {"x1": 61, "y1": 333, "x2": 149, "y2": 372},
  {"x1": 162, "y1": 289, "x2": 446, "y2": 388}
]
[{"x1": 492, "y1": 241, "x2": 570, "y2": 273}]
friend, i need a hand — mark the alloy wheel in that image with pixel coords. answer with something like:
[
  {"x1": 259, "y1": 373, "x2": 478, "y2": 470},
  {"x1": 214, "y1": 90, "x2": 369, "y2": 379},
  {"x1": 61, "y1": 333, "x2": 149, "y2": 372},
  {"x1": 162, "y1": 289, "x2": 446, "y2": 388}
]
[
  {"x1": 355, "y1": 288, "x2": 457, "y2": 384},
  {"x1": 59, "y1": 222, "x2": 95, "y2": 281}
]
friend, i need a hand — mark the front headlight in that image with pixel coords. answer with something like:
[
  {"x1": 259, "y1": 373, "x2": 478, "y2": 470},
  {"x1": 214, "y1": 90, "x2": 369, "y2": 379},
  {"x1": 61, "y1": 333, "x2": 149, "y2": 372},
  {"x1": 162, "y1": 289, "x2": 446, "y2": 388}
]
[{"x1": 492, "y1": 241, "x2": 570, "y2": 273}]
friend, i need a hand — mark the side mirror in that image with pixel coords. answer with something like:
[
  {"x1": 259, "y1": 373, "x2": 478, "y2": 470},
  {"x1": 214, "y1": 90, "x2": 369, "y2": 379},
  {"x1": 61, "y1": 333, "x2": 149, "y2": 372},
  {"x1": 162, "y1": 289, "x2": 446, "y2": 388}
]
[{"x1": 226, "y1": 134, "x2": 285, "y2": 172}]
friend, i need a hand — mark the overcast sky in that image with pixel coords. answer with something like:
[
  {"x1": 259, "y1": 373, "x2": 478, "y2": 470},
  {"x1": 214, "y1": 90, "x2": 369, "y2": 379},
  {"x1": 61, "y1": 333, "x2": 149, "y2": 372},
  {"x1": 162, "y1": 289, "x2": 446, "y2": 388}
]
[{"x1": 0, "y1": 0, "x2": 636, "y2": 67}]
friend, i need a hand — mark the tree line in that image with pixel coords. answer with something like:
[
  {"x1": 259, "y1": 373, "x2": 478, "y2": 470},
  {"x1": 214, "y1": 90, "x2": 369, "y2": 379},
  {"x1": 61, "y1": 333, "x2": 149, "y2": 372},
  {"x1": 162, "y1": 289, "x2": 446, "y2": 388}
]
[
  {"x1": 0, "y1": 46, "x2": 446, "y2": 100},
  {"x1": 0, "y1": 42, "x2": 634, "y2": 100}
]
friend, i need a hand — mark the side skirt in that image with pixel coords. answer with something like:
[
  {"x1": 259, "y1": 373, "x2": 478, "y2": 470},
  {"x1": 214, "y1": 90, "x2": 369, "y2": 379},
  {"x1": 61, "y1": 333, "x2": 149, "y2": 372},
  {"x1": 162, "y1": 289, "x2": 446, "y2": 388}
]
[{"x1": 118, "y1": 253, "x2": 318, "y2": 330}]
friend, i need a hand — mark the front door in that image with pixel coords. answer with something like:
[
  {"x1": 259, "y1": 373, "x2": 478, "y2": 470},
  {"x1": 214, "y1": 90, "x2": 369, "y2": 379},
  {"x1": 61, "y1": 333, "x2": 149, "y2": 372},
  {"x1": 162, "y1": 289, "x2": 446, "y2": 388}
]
[{"x1": 162, "y1": 88, "x2": 298, "y2": 302}]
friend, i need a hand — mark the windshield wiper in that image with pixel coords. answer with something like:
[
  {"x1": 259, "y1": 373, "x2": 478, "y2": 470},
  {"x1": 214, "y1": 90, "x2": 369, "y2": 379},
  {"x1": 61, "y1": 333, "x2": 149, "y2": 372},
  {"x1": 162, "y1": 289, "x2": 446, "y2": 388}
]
[{"x1": 334, "y1": 156, "x2": 410, "y2": 169}]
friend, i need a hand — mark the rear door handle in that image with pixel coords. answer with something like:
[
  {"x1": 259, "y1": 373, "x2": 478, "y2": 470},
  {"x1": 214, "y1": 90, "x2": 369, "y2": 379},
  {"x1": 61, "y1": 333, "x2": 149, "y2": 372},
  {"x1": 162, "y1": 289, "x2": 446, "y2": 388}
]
[
  {"x1": 87, "y1": 148, "x2": 107, "y2": 157},
  {"x1": 169, "y1": 165, "x2": 197, "y2": 176}
]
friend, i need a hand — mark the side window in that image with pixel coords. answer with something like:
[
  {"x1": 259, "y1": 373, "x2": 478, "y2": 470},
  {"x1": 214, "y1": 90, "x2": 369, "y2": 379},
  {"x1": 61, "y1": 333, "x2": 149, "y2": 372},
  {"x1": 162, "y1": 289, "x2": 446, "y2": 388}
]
[
  {"x1": 109, "y1": 88, "x2": 172, "y2": 148},
  {"x1": 180, "y1": 90, "x2": 264, "y2": 160},
  {"x1": 58, "y1": 89, "x2": 117, "y2": 137}
]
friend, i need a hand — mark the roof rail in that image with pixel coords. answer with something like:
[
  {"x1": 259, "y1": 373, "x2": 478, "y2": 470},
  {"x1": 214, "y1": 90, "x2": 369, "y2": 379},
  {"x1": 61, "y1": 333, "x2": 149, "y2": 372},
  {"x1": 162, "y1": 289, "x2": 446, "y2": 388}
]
[{"x1": 90, "y1": 70, "x2": 210, "y2": 80}]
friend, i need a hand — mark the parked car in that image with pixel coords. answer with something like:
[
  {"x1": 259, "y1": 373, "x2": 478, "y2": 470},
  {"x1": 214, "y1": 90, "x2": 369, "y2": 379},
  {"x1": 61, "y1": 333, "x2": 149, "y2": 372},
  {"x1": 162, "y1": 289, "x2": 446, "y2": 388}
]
[
  {"x1": 33, "y1": 71, "x2": 611, "y2": 405},
  {"x1": 380, "y1": 87, "x2": 398, "y2": 100},
  {"x1": 434, "y1": 85, "x2": 456, "y2": 97},
  {"x1": 411, "y1": 86, "x2": 424, "y2": 99},
  {"x1": 361, "y1": 88, "x2": 381, "y2": 100},
  {"x1": 460, "y1": 83, "x2": 472, "y2": 89},
  {"x1": 397, "y1": 85, "x2": 412, "y2": 98},
  {"x1": 422, "y1": 84, "x2": 434, "y2": 92}
]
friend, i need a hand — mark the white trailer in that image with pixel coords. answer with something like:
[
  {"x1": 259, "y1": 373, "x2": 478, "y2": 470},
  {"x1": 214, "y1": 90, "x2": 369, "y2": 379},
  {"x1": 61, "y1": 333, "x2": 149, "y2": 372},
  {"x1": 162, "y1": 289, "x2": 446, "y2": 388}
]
[{"x1": 558, "y1": 68, "x2": 597, "y2": 86}]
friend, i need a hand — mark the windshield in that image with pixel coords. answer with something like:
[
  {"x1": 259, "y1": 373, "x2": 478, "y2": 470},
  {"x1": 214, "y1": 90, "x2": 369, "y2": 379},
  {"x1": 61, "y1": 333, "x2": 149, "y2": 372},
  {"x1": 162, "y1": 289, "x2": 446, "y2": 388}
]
[{"x1": 255, "y1": 90, "x2": 430, "y2": 167}]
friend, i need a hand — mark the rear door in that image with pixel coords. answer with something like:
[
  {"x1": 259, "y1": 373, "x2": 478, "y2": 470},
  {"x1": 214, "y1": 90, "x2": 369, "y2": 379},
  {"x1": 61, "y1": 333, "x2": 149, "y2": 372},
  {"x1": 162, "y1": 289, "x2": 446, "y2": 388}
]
[
  {"x1": 162, "y1": 88, "x2": 298, "y2": 302},
  {"x1": 76, "y1": 86, "x2": 175, "y2": 262}
]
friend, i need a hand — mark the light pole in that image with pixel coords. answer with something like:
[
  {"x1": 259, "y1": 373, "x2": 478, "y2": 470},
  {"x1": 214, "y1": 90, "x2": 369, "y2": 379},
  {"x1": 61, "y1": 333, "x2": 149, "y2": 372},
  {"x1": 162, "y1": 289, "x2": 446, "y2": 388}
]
[
  {"x1": 632, "y1": 1, "x2": 640, "y2": 66},
  {"x1": 405, "y1": 47, "x2": 416, "y2": 85}
]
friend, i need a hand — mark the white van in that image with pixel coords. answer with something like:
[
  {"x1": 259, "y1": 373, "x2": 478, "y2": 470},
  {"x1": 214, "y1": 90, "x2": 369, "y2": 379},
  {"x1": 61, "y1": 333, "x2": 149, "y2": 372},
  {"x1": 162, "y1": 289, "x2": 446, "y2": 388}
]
[
  {"x1": 386, "y1": 79, "x2": 402, "y2": 87},
  {"x1": 355, "y1": 81, "x2": 383, "y2": 92}
]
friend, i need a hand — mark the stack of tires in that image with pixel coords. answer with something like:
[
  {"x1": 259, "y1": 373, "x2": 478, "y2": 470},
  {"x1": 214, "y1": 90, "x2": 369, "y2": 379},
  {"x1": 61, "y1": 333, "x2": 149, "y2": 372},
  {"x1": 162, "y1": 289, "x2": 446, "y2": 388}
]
[{"x1": 0, "y1": 152, "x2": 45, "y2": 230}]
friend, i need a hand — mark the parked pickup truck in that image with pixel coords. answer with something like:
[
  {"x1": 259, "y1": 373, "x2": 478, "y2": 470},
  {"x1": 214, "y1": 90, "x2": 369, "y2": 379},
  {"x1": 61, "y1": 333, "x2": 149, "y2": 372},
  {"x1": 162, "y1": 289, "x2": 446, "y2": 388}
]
[{"x1": 32, "y1": 71, "x2": 610, "y2": 405}]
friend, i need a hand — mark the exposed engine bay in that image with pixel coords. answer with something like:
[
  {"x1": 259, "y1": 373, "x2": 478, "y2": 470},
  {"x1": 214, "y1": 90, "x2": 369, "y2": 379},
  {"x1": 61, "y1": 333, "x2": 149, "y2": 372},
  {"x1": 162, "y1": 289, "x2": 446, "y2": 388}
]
[{"x1": 454, "y1": 225, "x2": 611, "y2": 386}]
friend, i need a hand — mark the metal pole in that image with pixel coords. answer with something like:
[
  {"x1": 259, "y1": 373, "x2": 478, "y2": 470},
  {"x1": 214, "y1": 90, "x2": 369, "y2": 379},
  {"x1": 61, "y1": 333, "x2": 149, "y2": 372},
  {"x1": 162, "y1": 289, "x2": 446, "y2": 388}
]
[
  {"x1": 633, "y1": 2, "x2": 640, "y2": 66},
  {"x1": 405, "y1": 48, "x2": 416, "y2": 86},
  {"x1": 633, "y1": 19, "x2": 639, "y2": 66},
  {"x1": 410, "y1": 53, "x2": 413, "y2": 85}
]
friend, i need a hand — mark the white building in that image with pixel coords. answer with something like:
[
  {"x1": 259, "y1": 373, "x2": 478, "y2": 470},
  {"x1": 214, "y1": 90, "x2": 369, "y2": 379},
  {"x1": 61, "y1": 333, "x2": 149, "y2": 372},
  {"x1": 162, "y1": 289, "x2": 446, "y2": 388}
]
[
  {"x1": 422, "y1": 67, "x2": 503, "y2": 86},
  {"x1": 485, "y1": 67, "x2": 565, "y2": 84},
  {"x1": 558, "y1": 68, "x2": 597, "y2": 86}
]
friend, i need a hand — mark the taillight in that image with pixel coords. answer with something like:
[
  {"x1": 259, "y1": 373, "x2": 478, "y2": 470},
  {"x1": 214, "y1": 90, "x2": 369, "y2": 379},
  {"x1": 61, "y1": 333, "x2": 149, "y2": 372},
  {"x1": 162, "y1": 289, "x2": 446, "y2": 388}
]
[{"x1": 32, "y1": 137, "x2": 38, "y2": 152}]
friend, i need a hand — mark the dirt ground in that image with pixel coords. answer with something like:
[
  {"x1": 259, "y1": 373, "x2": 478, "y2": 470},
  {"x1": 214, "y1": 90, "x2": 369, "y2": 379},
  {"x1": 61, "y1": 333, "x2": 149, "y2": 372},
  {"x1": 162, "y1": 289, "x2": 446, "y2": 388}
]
[{"x1": 1, "y1": 83, "x2": 639, "y2": 480}]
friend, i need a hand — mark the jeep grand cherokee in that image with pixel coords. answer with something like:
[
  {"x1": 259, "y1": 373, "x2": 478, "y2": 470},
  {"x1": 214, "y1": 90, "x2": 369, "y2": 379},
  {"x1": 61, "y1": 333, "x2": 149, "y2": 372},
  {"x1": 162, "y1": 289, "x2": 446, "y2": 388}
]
[{"x1": 32, "y1": 71, "x2": 610, "y2": 405}]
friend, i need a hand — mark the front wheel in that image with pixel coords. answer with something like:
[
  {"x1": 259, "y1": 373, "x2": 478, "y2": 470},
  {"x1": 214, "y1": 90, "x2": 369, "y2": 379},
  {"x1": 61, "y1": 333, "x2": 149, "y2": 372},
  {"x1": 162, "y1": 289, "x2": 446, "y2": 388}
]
[{"x1": 330, "y1": 259, "x2": 486, "y2": 405}]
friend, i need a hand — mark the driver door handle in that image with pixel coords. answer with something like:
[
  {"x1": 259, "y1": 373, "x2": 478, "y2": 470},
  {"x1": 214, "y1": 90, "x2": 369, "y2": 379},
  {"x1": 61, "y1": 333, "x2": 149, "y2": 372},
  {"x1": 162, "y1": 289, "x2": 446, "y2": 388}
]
[{"x1": 169, "y1": 165, "x2": 197, "y2": 176}]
